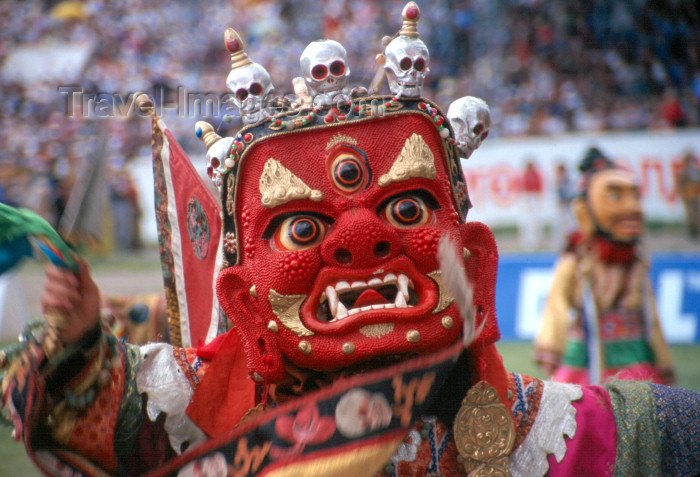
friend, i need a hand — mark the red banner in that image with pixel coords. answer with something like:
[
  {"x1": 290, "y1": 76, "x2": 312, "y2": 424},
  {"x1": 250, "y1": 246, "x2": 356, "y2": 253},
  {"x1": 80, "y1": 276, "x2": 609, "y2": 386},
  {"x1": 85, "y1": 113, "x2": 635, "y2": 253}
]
[{"x1": 152, "y1": 118, "x2": 223, "y2": 347}]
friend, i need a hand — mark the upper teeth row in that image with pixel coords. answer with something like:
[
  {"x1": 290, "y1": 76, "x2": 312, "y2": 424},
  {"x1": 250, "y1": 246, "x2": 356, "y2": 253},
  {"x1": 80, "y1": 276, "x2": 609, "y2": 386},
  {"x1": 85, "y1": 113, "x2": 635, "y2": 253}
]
[{"x1": 323, "y1": 273, "x2": 412, "y2": 322}]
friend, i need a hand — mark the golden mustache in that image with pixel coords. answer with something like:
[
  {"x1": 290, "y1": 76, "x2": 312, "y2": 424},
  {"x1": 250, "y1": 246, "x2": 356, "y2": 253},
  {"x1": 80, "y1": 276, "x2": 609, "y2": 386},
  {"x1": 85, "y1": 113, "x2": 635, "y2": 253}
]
[{"x1": 268, "y1": 290, "x2": 314, "y2": 336}]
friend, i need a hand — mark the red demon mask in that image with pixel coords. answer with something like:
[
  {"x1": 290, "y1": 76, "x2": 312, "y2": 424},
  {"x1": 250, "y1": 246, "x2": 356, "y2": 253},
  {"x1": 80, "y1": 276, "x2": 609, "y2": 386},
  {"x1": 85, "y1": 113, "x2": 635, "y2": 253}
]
[{"x1": 215, "y1": 98, "x2": 500, "y2": 384}]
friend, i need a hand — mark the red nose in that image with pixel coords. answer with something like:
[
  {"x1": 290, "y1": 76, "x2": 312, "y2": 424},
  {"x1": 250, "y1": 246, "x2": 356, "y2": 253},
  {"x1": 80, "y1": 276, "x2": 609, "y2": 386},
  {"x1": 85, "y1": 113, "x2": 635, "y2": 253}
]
[{"x1": 321, "y1": 209, "x2": 401, "y2": 267}]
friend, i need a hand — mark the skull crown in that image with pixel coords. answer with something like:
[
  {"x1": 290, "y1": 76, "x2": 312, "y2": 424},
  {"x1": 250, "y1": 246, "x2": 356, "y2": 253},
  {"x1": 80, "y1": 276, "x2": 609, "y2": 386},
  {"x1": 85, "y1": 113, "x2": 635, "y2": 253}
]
[
  {"x1": 384, "y1": 35, "x2": 430, "y2": 98},
  {"x1": 224, "y1": 28, "x2": 275, "y2": 125},
  {"x1": 300, "y1": 39, "x2": 351, "y2": 106},
  {"x1": 383, "y1": 1, "x2": 430, "y2": 98},
  {"x1": 447, "y1": 97, "x2": 491, "y2": 159},
  {"x1": 198, "y1": 2, "x2": 490, "y2": 190}
]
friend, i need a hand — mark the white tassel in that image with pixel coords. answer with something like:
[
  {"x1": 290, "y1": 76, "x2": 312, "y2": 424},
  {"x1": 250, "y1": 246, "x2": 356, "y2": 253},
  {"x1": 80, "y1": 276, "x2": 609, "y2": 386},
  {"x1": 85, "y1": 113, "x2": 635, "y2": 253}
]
[{"x1": 437, "y1": 235, "x2": 483, "y2": 347}]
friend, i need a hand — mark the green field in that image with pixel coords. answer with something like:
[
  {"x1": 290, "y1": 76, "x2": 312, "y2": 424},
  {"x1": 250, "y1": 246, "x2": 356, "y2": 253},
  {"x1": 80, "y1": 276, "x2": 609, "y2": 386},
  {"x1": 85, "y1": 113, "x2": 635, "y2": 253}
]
[{"x1": 1, "y1": 341, "x2": 698, "y2": 474}]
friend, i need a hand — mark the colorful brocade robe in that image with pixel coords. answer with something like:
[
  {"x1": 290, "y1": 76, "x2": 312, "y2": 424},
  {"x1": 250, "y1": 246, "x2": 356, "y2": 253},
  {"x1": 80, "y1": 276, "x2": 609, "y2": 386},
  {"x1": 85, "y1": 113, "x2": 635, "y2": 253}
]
[
  {"x1": 2, "y1": 329, "x2": 698, "y2": 477},
  {"x1": 534, "y1": 244, "x2": 674, "y2": 386}
]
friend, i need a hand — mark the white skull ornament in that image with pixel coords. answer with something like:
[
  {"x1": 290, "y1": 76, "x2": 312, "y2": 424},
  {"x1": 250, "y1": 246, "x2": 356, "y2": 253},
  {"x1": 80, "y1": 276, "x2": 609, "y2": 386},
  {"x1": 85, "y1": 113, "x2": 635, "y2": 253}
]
[
  {"x1": 300, "y1": 39, "x2": 350, "y2": 105},
  {"x1": 447, "y1": 96, "x2": 491, "y2": 159},
  {"x1": 226, "y1": 64, "x2": 274, "y2": 124},
  {"x1": 195, "y1": 121, "x2": 234, "y2": 189},
  {"x1": 383, "y1": 2, "x2": 429, "y2": 98},
  {"x1": 224, "y1": 28, "x2": 275, "y2": 125},
  {"x1": 384, "y1": 36, "x2": 429, "y2": 98}
]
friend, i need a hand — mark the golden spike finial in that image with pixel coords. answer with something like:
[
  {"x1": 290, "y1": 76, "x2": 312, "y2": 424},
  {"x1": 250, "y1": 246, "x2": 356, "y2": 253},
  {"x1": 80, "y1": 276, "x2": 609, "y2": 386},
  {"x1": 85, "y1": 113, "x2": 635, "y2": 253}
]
[
  {"x1": 400, "y1": 2, "x2": 420, "y2": 38},
  {"x1": 195, "y1": 121, "x2": 222, "y2": 149},
  {"x1": 134, "y1": 92, "x2": 154, "y2": 115},
  {"x1": 224, "y1": 28, "x2": 252, "y2": 69}
]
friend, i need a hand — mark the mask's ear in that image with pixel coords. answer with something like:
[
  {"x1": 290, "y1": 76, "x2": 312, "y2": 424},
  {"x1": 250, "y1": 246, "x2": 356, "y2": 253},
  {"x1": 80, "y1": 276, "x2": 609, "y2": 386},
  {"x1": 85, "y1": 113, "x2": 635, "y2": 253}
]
[
  {"x1": 216, "y1": 267, "x2": 285, "y2": 383},
  {"x1": 458, "y1": 222, "x2": 500, "y2": 347},
  {"x1": 572, "y1": 197, "x2": 593, "y2": 238}
]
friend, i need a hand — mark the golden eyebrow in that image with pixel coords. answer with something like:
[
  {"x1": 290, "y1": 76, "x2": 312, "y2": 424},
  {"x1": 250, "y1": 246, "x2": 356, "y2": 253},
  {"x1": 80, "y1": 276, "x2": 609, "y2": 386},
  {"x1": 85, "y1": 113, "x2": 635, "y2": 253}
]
[
  {"x1": 378, "y1": 133, "x2": 436, "y2": 186},
  {"x1": 259, "y1": 158, "x2": 323, "y2": 208}
]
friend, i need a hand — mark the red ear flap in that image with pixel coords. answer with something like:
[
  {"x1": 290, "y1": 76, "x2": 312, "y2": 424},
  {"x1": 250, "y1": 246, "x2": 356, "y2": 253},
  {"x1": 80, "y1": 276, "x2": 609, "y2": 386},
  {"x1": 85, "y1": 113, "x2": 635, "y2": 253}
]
[
  {"x1": 216, "y1": 267, "x2": 285, "y2": 383},
  {"x1": 458, "y1": 222, "x2": 500, "y2": 347}
]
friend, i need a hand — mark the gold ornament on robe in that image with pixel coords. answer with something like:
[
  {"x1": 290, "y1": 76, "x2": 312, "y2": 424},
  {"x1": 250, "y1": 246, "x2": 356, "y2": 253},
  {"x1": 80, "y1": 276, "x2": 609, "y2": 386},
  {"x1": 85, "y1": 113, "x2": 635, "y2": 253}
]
[{"x1": 453, "y1": 381, "x2": 515, "y2": 477}]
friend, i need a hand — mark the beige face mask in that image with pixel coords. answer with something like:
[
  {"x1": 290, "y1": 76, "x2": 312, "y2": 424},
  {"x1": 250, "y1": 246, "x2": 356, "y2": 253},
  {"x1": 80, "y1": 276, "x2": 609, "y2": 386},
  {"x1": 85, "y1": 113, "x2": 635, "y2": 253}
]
[{"x1": 574, "y1": 168, "x2": 643, "y2": 243}]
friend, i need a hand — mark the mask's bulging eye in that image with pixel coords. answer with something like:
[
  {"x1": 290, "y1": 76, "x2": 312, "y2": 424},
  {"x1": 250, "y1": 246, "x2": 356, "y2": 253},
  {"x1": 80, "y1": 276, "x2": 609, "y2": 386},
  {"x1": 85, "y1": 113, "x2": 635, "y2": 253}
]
[
  {"x1": 277, "y1": 215, "x2": 326, "y2": 250},
  {"x1": 385, "y1": 196, "x2": 429, "y2": 227}
]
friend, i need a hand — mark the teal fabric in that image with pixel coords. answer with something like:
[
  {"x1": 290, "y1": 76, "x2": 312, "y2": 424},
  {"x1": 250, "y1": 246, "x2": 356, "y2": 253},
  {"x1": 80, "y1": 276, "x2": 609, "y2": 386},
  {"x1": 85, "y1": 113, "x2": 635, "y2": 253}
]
[
  {"x1": 605, "y1": 380, "x2": 661, "y2": 477},
  {"x1": 604, "y1": 340, "x2": 655, "y2": 368},
  {"x1": 561, "y1": 339, "x2": 655, "y2": 368},
  {"x1": 562, "y1": 340, "x2": 587, "y2": 367},
  {"x1": 114, "y1": 340, "x2": 144, "y2": 464}
]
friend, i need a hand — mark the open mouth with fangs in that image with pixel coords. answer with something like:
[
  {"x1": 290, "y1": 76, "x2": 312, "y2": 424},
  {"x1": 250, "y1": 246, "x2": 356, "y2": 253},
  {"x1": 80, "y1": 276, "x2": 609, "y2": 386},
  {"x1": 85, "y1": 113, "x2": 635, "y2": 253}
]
[{"x1": 315, "y1": 272, "x2": 420, "y2": 323}]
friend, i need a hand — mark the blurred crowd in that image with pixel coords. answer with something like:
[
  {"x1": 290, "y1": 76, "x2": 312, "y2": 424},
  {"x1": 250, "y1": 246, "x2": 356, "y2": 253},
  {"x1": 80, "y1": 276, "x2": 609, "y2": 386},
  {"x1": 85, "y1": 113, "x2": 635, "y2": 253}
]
[{"x1": 0, "y1": 0, "x2": 698, "y2": 248}]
